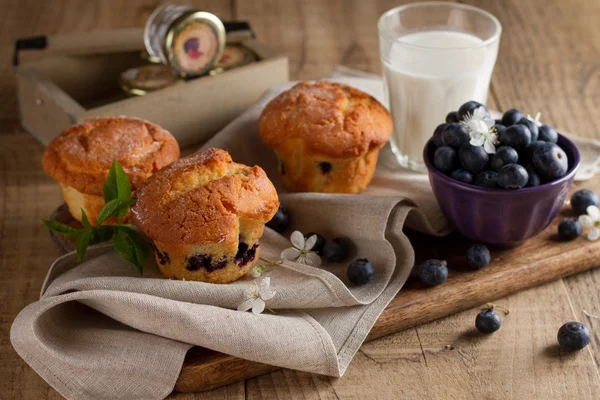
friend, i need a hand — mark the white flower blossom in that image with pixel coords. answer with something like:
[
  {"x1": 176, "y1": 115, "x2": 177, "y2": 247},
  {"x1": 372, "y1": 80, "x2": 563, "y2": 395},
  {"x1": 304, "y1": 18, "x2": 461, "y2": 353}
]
[
  {"x1": 237, "y1": 277, "x2": 276, "y2": 314},
  {"x1": 579, "y1": 205, "x2": 600, "y2": 241},
  {"x1": 250, "y1": 265, "x2": 264, "y2": 278},
  {"x1": 461, "y1": 106, "x2": 497, "y2": 154},
  {"x1": 280, "y1": 231, "x2": 321, "y2": 267},
  {"x1": 527, "y1": 112, "x2": 542, "y2": 127}
]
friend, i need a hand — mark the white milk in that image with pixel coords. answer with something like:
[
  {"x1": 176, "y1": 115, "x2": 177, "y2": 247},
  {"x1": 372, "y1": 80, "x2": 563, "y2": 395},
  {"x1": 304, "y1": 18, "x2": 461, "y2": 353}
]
[{"x1": 382, "y1": 30, "x2": 498, "y2": 170}]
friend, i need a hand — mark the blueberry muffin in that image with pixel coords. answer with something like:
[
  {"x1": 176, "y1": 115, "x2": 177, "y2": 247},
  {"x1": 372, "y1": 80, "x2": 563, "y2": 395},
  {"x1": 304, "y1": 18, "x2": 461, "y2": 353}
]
[
  {"x1": 42, "y1": 117, "x2": 180, "y2": 226},
  {"x1": 258, "y1": 81, "x2": 392, "y2": 193},
  {"x1": 131, "y1": 148, "x2": 279, "y2": 283}
]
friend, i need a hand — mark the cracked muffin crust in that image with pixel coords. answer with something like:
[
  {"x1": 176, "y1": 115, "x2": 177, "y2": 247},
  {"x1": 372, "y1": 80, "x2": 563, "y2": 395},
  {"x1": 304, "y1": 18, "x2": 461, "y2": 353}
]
[
  {"x1": 132, "y1": 148, "x2": 279, "y2": 283},
  {"x1": 42, "y1": 116, "x2": 180, "y2": 225},
  {"x1": 258, "y1": 81, "x2": 392, "y2": 193}
]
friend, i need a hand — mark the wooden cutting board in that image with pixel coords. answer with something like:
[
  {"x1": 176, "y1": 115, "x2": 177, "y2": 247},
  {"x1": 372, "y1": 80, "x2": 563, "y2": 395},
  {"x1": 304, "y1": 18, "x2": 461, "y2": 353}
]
[{"x1": 49, "y1": 201, "x2": 600, "y2": 393}]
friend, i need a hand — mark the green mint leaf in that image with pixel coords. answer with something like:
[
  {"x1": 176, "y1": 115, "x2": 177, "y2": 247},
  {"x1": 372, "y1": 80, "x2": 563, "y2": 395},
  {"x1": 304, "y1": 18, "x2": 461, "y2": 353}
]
[
  {"x1": 75, "y1": 228, "x2": 93, "y2": 262},
  {"x1": 81, "y1": 209, "x2": 92, "y2": 229},
  {"x1": 43, "y1": 220, "x2": 81, "y2": 238},
  {"x1": 103, "y1": 160, "x2": 131, "y2": 203},
  {"x1": 112, "y1": 227, "x2": 150, "y2": 273},
  {"x1": 90, "y1": 225, "x2": 115, "y2": 244},
  {"x1": 97, "y1": 198, "x2": 134, "y2": 225}
]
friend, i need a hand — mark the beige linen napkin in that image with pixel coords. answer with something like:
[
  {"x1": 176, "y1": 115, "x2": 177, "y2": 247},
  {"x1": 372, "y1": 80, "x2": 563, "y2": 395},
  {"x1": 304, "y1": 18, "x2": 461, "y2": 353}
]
[{"x1": 11, "y1": 76, "x2": 450, "y2": 400}]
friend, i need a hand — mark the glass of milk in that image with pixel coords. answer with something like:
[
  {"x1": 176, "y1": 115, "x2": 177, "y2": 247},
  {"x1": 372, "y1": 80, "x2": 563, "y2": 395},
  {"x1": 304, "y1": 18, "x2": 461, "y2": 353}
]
[{"x1": 378, "y1": 2, "x2": 501, "y2": 171}]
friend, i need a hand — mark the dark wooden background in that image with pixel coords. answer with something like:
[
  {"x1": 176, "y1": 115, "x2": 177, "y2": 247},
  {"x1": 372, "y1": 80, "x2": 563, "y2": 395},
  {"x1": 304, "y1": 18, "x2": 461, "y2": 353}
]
[{"x1": 1, "y1": 0, "x2": 600, "y2": 398}]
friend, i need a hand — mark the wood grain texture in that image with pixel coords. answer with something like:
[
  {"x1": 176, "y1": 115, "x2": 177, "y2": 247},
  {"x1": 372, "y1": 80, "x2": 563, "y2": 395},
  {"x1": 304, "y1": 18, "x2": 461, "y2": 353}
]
[{"x1": 1, "y1": 0, "x2": 600, "y2": 399}]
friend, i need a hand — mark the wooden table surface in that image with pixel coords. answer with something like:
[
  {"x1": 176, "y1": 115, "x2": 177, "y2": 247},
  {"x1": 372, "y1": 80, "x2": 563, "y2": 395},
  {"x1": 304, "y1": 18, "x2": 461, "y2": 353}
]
[{"x1": 2, "y1": 0, "x2": 600, "y2": 399}]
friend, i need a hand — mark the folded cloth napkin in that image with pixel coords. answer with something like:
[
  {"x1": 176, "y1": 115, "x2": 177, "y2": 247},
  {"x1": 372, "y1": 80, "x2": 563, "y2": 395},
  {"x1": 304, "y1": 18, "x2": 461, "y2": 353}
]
[{"x1": 23, "y1": 63, "x2": 600, "y2": 400}]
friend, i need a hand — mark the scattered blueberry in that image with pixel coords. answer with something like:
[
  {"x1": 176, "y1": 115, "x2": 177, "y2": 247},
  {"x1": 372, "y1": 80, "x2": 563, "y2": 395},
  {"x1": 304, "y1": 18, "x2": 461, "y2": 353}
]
[
  {"x1": 557, "y1": 322, "x2": 590, "y2": 351},
  {"x1": 494, "y1": 124, "x2": 507, "y2": 136},
  {"x1": 466, "y1": 244, "x2": 491, "y2": 269},
  {"x1": 457, "y1": 101, "x2": 490, "y2": 121},
  {"x1": 434, "y1": 146, "x2": 458, "y2": 172},
  {"x1": 517, "y1": 117, "x2": 539, "y2": 142},
  {"x1": 524, "y1": 164, "x2": 542, "y2": 187},
  {"x1": 433, "y1": 123, "x2": 448, "y2": 147},
  {"x1": 501, "y1": 108, "x2": 525, "y2": 127},
  {"x1": 499, "y1": 124, "x2": 532, "y2": 150},
  {"x1": 474, "y1": 170, "x2": 499, "y2": 188},
  {"x1": 305, "y1": 232, "x2": 326, "y2": 253},
  {"x1": 497, "y1": 164, "x2": 529, "y2": 189},
  {"x1": 451, "y1": 169, "x2": 474, "y2": 184},
  {"x1": 490, "y1": 146, "x2": 519, "y2": 171},
  {"x1": 442, "y1": 123, "x2": 470, "y2": 149},
  {"x1": 538, "y1": 124, "x2": 558, "y2": 143},
  {"x1": 459, "y1": 143, "x2": 490, "y2": 174},
  {"x1": 532, "y1": 143, "x2": 568, "y2": 181},
  {"x1": 347, "y1": 258, "x2": 375, "y2": 285},
  {"x1": 446, "y1": 111, "x2": 459, "y2": 124},
  {"x1": 418, "y1": 259, "x2": 448, "y2": 286},
  {"x1": 570, "y1": 189, "x2": 599, "y2": 215},
  {"x1": 266, "y1": 206, "x2": 290, "y2": 233},
  {"x1": 558, "y1": 218, "x2": 582, "y2": 240},
  {"x1": 322, "y1": 238, "x2": 350, "y2": 263},
  {"x1": 475, "y1": 308, "x2": 502, "y2": 334}
]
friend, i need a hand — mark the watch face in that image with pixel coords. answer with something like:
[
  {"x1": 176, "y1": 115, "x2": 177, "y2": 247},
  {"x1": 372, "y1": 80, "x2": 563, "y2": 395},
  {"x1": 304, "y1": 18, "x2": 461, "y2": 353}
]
[
  {"x1": 168, "y1": 15, "x2": 224, "y2": 77},
  {"x1": 215, "y1": 45, "x2": 257, "y2": 70},
  {"x1": 120, "y1": 64, "x2": 179, "y2": 95}
]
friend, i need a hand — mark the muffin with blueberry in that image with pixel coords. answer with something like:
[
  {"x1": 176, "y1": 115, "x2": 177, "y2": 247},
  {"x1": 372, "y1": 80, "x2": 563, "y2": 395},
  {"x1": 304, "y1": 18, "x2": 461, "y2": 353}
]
[
  {"x1": 258, "y1": 81, "x2": 392, "y2": 193},
  {"x1": 42, "y1": 116, "x2": 180, "y2": 225},
  {"x1": 132, "y1": 148, "x2": 279, "y2": 283}
]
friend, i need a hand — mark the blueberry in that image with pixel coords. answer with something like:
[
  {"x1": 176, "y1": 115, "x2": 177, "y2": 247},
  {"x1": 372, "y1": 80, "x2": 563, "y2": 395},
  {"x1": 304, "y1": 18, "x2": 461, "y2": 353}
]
[
  {"x1": 418, "y1": 259, "x2": 448, "y2": 286},
  {"x1": 321, "y1": 238, "x2": 349, "y2": 262},
  {"x1": 570, "y1": 189, "x2": 599, "y2": 215},
  {"x1": 347, "y1": 258, "x2": 374, "y2": 285},
  {"x1": 446, "y1": 111, "x2": 459, "y2": 123},
  {"x1": 442, "y1": 123, "x2": 470, "y2": 149},
  {"x1": 434, "y1": 146, "x2": 458, "y2": 172},
  {"x1": 266, "y1": 206, "x2": 290, "y2": 233},
  {"x1": 459, "y1": 143, "x2": 490, "y2": 174},
  {"x1": 517, "y1": 117, "x2": 539, "y2": 142},
  {"x1": 457, "y1": 101, "x2": 490, "y2": 121},
  {"x1": 319, "y1": 162, "x2": 332, "y2": 174},
  {"x1": 521, "y1": 141, "x2": 552, "y2": 164},
  {"x1": 501, "y1": 108, "x2": 525, "y2": 127},
  {"x1": 524, "y1": 164, "x2": 542, "y2": 187},
  {"x1": 494, "y1": 119, "x2": 503, "y2": 125},
  {"x1": 490, "y1": 146, "x2": 519, "y2": 171},
  {"x1": 466, "y1": 244, "x2": 491, "y2": 269},
  {"x1": 499, "y1": 124, "x2": 531, "y2": 150},
  {"x1": 474, "y1": 170, "x2": 499, "y2": 188},
  {"x1": 450, "y1": 169, "x2": 474, "y2": 184},
  {"x1": 532, "y1": 143, "x2": 568, "y2": 181},
  {"x1": 305, "y1": 232, "x2": 326, "y2": 253},
  {"x1": 475, "y1": 309, "x2": 501, "y2": 334},
  {"x1": 497, "y1": 164, "x2": 529, "y2": 189},
  {"x1": 558, "y1": 218, "x2": 582, "y2": 240},
  {"x1": 538, "y1": 124, "x2": 558, "y2": 143},
  {"x1": 234, "y1": 242, "x2": 259, "y2": 266},
  {"x1": 432, "y1": 123, "x2": 448, "y2": 147},
  {"x1": 557, "y1": 322, "x2": 590, "y2": 351},
  {"x1": 494, "y1": 124, "x2": 506, "y2": 136}
]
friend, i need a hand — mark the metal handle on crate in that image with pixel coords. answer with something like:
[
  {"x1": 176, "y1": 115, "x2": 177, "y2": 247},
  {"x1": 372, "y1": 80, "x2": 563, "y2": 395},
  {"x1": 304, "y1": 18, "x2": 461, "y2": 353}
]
[{"x1": 13, "y1": 36, "x2": 47, "y2": 66}]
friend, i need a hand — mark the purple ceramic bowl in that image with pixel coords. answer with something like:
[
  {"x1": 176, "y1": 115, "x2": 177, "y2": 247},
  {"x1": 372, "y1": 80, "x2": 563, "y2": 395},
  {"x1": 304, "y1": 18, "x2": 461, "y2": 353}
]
[{"x1": 423, "y1": 134, "x2": 581, "y2": 244}]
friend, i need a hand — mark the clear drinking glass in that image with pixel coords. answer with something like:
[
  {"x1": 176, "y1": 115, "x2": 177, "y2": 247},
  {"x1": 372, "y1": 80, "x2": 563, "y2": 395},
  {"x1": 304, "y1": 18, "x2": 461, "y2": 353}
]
[{"x1": 378, "y1": 2, "x2": 501, "y2": 171}]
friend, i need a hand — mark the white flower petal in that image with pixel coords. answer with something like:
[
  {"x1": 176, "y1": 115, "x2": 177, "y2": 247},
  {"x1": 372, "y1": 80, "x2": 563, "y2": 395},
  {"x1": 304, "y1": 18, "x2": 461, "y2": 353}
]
[
  {"x1": 470, "y1": 137, "x2": 485, "y2": 146},
  {"x1": 484, "y1": 138, "x2": 496, "y2": 154},
  {"x1": 290, "y1": 231, "x2": 305, "y2": 249},
  {"x1": 305, "y1": 234, "x2": 317, "y2": 251},
  {"x1": 473, "y1": 107, "x2": 486, "y2": 119},
  {"x1": 251, "y1": 298, "x2": 265, "y2": 314},
  {"x1": 250, "y1": 268, "x2": 261, "y2": 278},
  {"x1": 259, "y1": 277, "x2": 271, "y2": 292},
  {"x1": 295, "y1": 255, "x2": 309, "y2": 264},
  {"x1": 281, "y1": 247, "x2": 301, "y2": 261},
  {"x1": 261, "y1": 289, "x2": 276, "y2": 301},
  {"x1": 587, "y1": 228, "x2": 600, "y2": 241},
  {"x1": 586, "y1": 205, "x2": 600, "y2": 221},
  {"x1": 237, "y1": 298, "x2": 255, "y2": 312},
  {"x1": 484, "y1": 117, "x2": 495, "y2": 128},
  {"x1": 579, "y1": 214, "x2": 595, "y2": 228},
  {"x1": 304, "y1": 252, "x2": 322, "y2": 267}
]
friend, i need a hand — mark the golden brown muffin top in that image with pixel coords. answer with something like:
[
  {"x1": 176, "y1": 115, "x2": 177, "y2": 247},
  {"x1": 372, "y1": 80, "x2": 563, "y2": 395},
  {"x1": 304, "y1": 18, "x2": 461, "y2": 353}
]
[
  {"x1": 259, "y1": 81, "x2": 392, "y2": 158},
  {"x1": 42, "y1": 117, "x2": 180, "y2": 195},
  {"x1": 131, "y1": 148, "x2": 279, "y2": 245}
]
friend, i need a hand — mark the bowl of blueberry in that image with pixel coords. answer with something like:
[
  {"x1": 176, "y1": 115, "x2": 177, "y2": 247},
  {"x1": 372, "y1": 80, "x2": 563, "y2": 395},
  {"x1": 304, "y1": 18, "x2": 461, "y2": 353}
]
[{"x1": 423, "y1": 101, "x2": 580, "y2": 244}]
